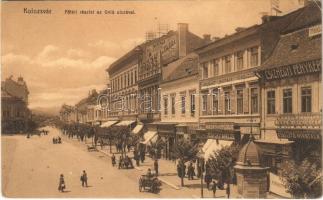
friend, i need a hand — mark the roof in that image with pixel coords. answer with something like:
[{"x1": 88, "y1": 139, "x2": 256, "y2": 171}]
[
  {"x1": 2, "y1": 77, "x2": 29, "y2": 102},
  {"x1": 283, "y1": 1, "x2": 321, "y2": 34},
  {"x1": 237, "y1": 140, "x2": 261, "y2": 167},
  {"x1": 162, "y1": 53, "x2": 198, "y2": 83},
  {"x1": 195, "y1": 25, "x2": 260, "y2": 54},
  {"x1": 261, "y1": 26, "x2": 321, "y2": 69},
  {"x1": 106, "y1": 47, "x2": 139, "y2": 73}
]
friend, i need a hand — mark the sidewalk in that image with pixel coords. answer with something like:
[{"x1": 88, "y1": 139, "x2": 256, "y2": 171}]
[{"x1": 97, "y1": 144, "x2": 237, "y2": 198}]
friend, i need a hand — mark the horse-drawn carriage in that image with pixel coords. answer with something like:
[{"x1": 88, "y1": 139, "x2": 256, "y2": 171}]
[{"x1": 138, "y1": 173, "x2": 161, "y2": 193}]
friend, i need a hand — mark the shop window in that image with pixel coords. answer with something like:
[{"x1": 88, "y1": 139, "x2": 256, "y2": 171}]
[
  {"x1": 171, "y1": 95, "x2": 176, "y2": 115},
  {"x1": 250, "y1": 47, "x2": 258, "y2": 67},
  {"x1": 212, "y1": 89, "x2": 219, "y2": 115},
  {"x1": 224, "y1": 55, "x2": 231, "y2": 74},
  {"x1": 190, "y1": 93, "x2": 196, "y2": 117},
  {"x1": 213, "y1": 59, "x2": 219, "y2": 76},
  {"x1": 164, "y1": 97, "x2": 168, "y2": 115},
  {"x1": 301, "y1": 87, "x2": 312, "y2": 113},
  {"x1": 251, "y1": 88, "x2": 259, "y2": 114},
  {"x1": 181, "y1": 95, "x2": 186, "y2": 114},
  {"x1": 236, "y1": 51, "x2": 244, "y2": 71},
  {"x1": 225, "y1": 91, "x2": 231, "y2": 114},
  {"x1": 237, "y1": 89, "x2": 243, "y2": 114},
  {"x1": 283, "y1": 89, "x2": 292, "y2": 113},
  {"x1": 202, "y1": 62, "x2": 208, "y2": 79},
  {"x1": 267, "y1": 91, "x2": 276, "y2": 114}
]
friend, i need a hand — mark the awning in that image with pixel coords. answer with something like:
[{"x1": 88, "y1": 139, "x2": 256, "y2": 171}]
[
  {"x1": 202, "y1": 139, "x2": 233, "y2": 160},
  {"x1": 141, "y1": 131, "x2": 157, "y2": 145},
  {"x1": 100, "y1": 121, "x2": 118, "y2": 128},
  {"x1": 115, "y1": 120, "x2": 135, "y2": 126},
  {"x1": 132, "y1": 124, "x2": 144, "y2": 134}
]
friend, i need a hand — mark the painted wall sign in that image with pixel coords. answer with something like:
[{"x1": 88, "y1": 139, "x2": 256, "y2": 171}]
[
  {"x1": 277, "y1": 129, "x2": 321, "y2": 140},
  {"x1": 263, "y1": 60, "x2": 321, "y2": 81},
  {"x1": 201, "y1": 70, "x2": 255, "y2": 87}
]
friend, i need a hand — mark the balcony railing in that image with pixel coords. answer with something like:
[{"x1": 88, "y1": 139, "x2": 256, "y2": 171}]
[{"x1": 275, "y1": 113, "x2": 322, "y2": 129}]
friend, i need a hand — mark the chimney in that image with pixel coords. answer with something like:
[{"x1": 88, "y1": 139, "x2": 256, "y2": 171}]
[
  {"x1": 178, "y1": 23, "x2": 188, "y2": 58},
  {"x1": 212, "y1": 36, "x2": 220, "y2": 41},
  {"x1": 203, "y1": 34, "x2": 211, "y2": 41}
]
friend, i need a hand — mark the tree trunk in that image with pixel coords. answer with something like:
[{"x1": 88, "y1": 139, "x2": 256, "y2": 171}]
[{"x1": 181, "y1": 159, "x2": 185, "y2": 187}]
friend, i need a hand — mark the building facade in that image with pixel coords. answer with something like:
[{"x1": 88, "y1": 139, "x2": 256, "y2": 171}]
[
  {"x1": 137, "y1": 23, "x2": 207, "y2": 123},
  {"x1": 107, "y1": 48, "x2": 140, "y2": 123},
  {"x1": 1, "y1": 76, "x2": 31, "y2": 133},
  {"x1": 196, "y1": 8, "x2": 303, "y2": 146},
  {"x1": 257, "y1": 2, "x2": 322, "y2": 175}
]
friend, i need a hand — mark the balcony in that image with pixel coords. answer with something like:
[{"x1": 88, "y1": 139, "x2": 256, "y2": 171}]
[{"x1": 275, "y1": 113, "x2": 322, "y2": 129}]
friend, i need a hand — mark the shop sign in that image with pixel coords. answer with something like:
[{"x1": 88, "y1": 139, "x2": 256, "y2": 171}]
[
  {"x1": 277, "y1": 129, "x2": 321, "y2": 140},
  {"x1": 201, "y1": 70, "x2": 254, "y2": 87},
  {"x1": 263, "y1": 60, "x2": 321, "y2": 81},
  {"x1": 269, "y1": 173, "x2": 292, "y2": 198},
  {"x1": 309, "y1": 24, "x2": 322, "y2": 37}
]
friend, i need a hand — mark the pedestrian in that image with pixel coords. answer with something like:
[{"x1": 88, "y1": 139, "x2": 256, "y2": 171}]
[
  {"x1": 58, "y1": 137, "x2": 61, "y2": 144},
  {"x1": 81, "y1": 170, "x2": 88, "y2": 187},
  {"x1": 204, "y1": 173, "x2": 212, "y2": 190},
  {"x1": 58, "y1": 174, "x2": 65, "y2": 192},
  {"x1": 127, "y1": 143, "x2": 131, "y2": 152},
  {"x1": 188, "y1": 162, "x2": 195, "y2": 180},
  {"x1": 111, "y1": 153, "x2": 116, "y2": 167},
  {"x1": 154, "y1": 159, "x2": 159, "y2": 176},
  {"x1": 226, "y1": 183, "x2": 230, "y2": 199},
  {"x1": 212, "y1": 181, "x2": 217, "y2": 198}
]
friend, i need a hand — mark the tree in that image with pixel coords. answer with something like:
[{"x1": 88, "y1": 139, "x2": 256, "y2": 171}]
[
  {"x1": 148, "y1": 137, "x2": 165, "y2": 159},
  {"x1": 173, "y1": 140, "x2": 199, "y2": 186},
  {"x1": 281, "y1": 159, "x2": 322, "y2": 198},
  {"x1": 207, "y1": 144, "x2": 240, "y2": 186}
]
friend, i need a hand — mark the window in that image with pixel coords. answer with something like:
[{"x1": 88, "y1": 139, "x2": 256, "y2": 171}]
[
  {"x1": 250, "y1": 47, "x2": 258, "y2": 67},
  {"x1": 225, "y1": 55, "x2": 231, "y2": 73},
  {"x1": 301, "y1": 87, "x2": 312, "y2": 112},
  {"x1": 251, "y1": 88, "x2": 259, "y2": 114},
  {"x1": 190, "y1": 93, "x2": 196, "y2": 116},
  {"x1": 171, "y1": 95, "x2": 176, "y2": 115},
  {"x1": 202, "y1": 94, "x2": 208, "y2": 112},
  {"x1": 134, "y1": 70, "x2": 137, "y2": 83},
  {"x1": 213, "y1": 59, "x2": 219, "y2": 76},
  {"x1": 267, "y1": 91, "x2": 276, "y2": 114},
  {"x1": 225, "y1": 91, "x2": 231, "y2": 114},
  {"x1": 237, "y1": 89, "x2": 243, "y2": 114},
  {"x1": 202, "y1": 62, "x2": 208, "y2": 79},
  {"x1": 131, "y1": 72, "x2": 133, "y2": 85},
  {"x1": 212, "y1": 89, "x2": 218, "y2": 114},
  {"x1": 128, "y1": 73, "x2": 130, "y2": 86},
  {"x1": 181, "y1": 95, "x2": 186, "y2": 114},
  {"x1": 283, "y1": 89, "x2": 292, "y2": 113},
  {"x1": 164, "y1": 97, "x2": 168, "y2": 115},
  {"x1": 236, "y1": 51, "x2": 244, "y2": 71}
]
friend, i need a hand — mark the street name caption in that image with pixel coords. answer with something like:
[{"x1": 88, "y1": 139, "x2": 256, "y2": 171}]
[{"x1": 23, "y1": 8, "x2": 135, "y2": 15}]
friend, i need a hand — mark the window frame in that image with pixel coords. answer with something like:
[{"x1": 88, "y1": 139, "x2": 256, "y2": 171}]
[
  {"x1": 283, "y1": 88, "x2": 293, "y2": 114},
  {"x1": 267, "y1": 90, "x2": 276, "y2": 114},
  {"x1": 301, "y1": 86, "x2": 312, "y2": 113}
]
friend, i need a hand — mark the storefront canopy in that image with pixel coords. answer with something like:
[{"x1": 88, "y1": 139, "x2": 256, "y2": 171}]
[
  {"x1": 141, "y1": 131, "x2": 157, "y2": 145},
  {"x1": 115, "y1": 120, "x2": 135, "y2": 126},
  {"x1": 100, "y1": 121, "x2": 118, "y2": 128},
  {"x1": 202, "y1": 139, "x2": 233, "y2": 160},
  {"x1": 132, "y1": 124, "x2": 144, "y2": 134}
]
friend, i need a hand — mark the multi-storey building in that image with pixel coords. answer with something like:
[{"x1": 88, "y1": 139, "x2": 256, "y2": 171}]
[
  {"x1": 137, "y1": 23, "x2": 206, "y2": 123},
  {"x1": 257, "y1": 2, "x2": 321, "y2": 175},
  {"x1": 107, "y1": 48, "x2": 140, "y2": 124},
  {"x1": 157, "y1": 52, "x2": 200, "y2": 159},
  {"x1": 196, "y1": 7, "x2": 303, "y2": 147},
  {"x1": 1, "y1": 76, "x2": 31, "y2": 133}
]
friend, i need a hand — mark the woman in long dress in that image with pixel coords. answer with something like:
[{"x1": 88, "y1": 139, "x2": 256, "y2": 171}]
[{"x1": 58, "y1": 174, "x2": 66, "y2": 192}]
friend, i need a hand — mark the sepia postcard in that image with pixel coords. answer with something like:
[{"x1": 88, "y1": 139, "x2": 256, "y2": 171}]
[{"x1": 1, "y1": 0, "x2": 322, "y2": 198}]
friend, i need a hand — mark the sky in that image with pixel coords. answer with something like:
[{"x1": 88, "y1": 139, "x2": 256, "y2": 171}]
[{"x1": 1, "y1": 0, "x2": 303, "y2": 110}]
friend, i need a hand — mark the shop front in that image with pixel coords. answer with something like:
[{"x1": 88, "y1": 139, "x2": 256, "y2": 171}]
[{"x1": 155, "y1": 122, "x2": 177, "y2": 160}]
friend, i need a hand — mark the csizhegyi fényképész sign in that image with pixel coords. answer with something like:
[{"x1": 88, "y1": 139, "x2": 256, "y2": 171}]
[{"x1": 263, "y1": 59, "x2": 321, "y2": 81}]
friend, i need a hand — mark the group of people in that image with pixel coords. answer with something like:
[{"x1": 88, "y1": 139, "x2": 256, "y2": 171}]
[
  {"x1": 53, "y1": 137, "x2": 62, "y2": 144},
  {"x1": 176, "y1": 161, "x2": 196, "y2": 180},
  {"x1": 58, "y1": 170, "x2": 88, "y2": 192}
]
